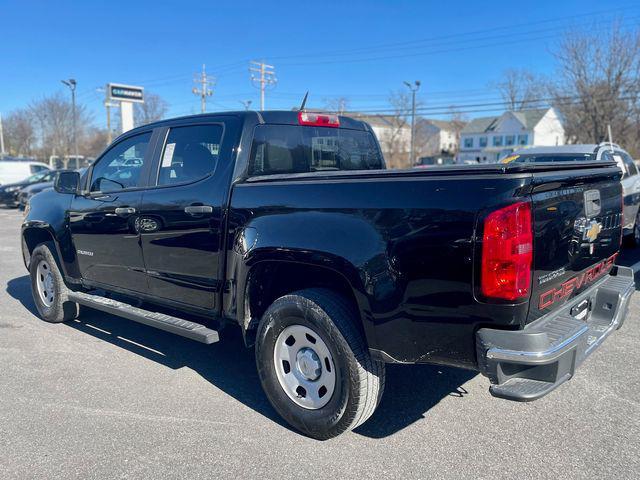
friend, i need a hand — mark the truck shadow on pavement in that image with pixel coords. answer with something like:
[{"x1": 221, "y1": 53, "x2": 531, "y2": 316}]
[{"x1": 7, "y1": 274, "x2": 477, "y2": 439}]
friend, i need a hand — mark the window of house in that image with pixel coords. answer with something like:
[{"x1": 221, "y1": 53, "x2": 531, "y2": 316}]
[
  {"x1": 518, "y1": 134, "x2": 528, "y2": 145},
  {"x1": 157, "y1": 125, "x2": 223, "y2": 186},
  {"x1": 463, "y1": 137, "x2": 473, "y2": 148},
  {"x1": 505, "y1": 135, "x2": 515, "y2": 146},
  {"x1": 479, "y1": 137, "x2": 487, "y2": 147},
  {"x1": 493, "y1": 136, "x2": 503, "y2": 147}
]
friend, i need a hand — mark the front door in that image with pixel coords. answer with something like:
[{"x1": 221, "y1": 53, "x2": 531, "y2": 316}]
[
  {"x1": 69, "y1": 131, "x2": 154, "y2": 293},
  {"x1": 137, "y1": 120, "x2": 238, "y2": 311}
]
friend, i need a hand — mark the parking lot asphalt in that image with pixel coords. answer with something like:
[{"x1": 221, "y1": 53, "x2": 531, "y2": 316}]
[{"x1": 1, "y1": 207, "x2": 639, "y2": 479}]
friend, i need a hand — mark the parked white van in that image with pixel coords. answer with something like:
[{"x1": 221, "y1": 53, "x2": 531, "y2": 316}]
[{"x1": 0, "y1": 161, "x2": 50, "y2": 186}]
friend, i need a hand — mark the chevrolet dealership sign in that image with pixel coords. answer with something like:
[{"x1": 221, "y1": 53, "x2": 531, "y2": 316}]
[{"x1": 107, "y1": 83, "x2": 144, "y2": 103}]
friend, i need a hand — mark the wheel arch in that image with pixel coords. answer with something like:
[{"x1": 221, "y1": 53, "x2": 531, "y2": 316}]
[
  {"x1": 239, "y1": 259, "x2": 375, "y2": 349},
  {"x1": 21, "y1": 225, "x2": 56, "y2": 270}
]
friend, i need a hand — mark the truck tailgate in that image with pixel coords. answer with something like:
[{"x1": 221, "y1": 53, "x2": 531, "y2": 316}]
[{"x1": 527, "y1": 164, "x2": 623, "y2": 323}]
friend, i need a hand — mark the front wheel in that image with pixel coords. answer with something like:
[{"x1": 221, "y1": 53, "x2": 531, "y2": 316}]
[
  {"x1": 29, "y1": 242, "x2": 79, "y2": 323},
  {"x1": 255, "y1": 288, "x2": 385, "y2": 440}
]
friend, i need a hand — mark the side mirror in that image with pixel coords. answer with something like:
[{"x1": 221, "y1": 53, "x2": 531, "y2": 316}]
[{"x1": 54, "y1": 171, "x2": 80, "y2": 194}]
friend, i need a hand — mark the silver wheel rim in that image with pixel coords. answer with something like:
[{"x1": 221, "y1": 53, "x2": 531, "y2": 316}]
[
  {"x1": 273, "y1": 324, "x2": 336, "y2": 410},
  {"x1": 36, "y1": 260, "x2": 55, "y2": 308}
]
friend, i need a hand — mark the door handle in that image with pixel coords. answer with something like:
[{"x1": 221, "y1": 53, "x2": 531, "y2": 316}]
[
  {"x1": 184, "y1": 205, "x2": 213, "y2": 215},
  {"x1": 115, "y1": 207, "x2": 136, "y2": 216}
]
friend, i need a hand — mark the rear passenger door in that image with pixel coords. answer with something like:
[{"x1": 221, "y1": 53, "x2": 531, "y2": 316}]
[{"x1": 137, "y1": 117, "x2": 240, "y2": 312}]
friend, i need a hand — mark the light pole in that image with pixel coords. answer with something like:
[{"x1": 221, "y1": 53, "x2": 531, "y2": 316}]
[
  {"x1": 61, "y1": 78, "x2": 78, "y2": 167},
  {"x1": 240, "y1": 100, "x2": 252, "y2": 111},
  {"x1": 404, "y1": 80, "x2": 421, "y2": 166}
]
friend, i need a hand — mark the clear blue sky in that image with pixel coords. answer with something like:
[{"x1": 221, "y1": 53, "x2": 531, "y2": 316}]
[{"x1": 1, "y1": 0, "x2": 639, "y2": 126}]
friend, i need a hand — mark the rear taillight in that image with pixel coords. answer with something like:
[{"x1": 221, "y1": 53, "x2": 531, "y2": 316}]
[
  {"x1": 298, "y1": 111, "x2": 340, "y2": 128},
  {"x1": 481, "y1": 201, "x2": 533, "y2": 301}
]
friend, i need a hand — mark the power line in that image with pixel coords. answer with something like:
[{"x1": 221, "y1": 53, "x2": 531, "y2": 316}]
[
  {"x1": 267, "y1": 4, "x2": 640, "y2": 62},
  {"x1": 346, "y1": 93, "x2": 640, "y2": 118},
  {"x1": 274, "y1": 16, "x2": 640, "y2": 67},
  {"x1": 249, "y1": 60, "x2": 277, "y2": 110},
  {"x1": 192, "y1": 64, "x2": 215, "y2": 113}
]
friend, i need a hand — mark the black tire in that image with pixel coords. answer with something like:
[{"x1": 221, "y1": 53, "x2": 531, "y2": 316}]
[
  {"x1": 255, "y1": 288, "x2": 385, "y2": 440},
  {"x1": 29, "y1": 242, "x2": 79, "y2": 323}
]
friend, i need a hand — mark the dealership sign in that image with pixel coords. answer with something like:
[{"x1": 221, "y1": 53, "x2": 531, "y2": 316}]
[{"x1": 107, "y1": 83, "x2": 144, "y2": 103}]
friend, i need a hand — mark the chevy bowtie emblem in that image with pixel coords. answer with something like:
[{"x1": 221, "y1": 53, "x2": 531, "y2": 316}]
[{"x1": 584, "y1": 220, "x2": 603, "y2": 243}]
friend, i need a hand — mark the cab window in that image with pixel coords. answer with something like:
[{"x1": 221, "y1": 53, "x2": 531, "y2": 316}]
[
  {"x1": 157, "y1": 125, "x2": 223, "y2": 186},
  {"x1": 89, "y1": 132, "x2": 151, "y2": 192},
  {"x1": 249, "y1": 125, "x2": 383, "y2": 176}
]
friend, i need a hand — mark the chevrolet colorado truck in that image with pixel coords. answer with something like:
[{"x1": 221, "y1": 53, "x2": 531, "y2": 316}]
[{"x1": 21, "y1": 111, "x2": 635, "y2": 439}]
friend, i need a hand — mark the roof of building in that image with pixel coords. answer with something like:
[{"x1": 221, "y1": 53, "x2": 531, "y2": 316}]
[
  {"x1": 352, "y1": 114, "x2": 408, "y2": 129},
  {"x1": 424, "y1": 119, "x2": 459, "y2": 131},
  {"x1": 461, "y1": 108, "x2": 551, "y2": 134},
  {"x1": 511, "y1": 109, "x2": 549, "y2": 129},
  {"x1": 461, "y1": 116, "x2": 499, "y2": 134}
]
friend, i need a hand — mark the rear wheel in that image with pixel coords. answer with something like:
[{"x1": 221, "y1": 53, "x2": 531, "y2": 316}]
[
  {"x1": 29, "y1": 243, "x2": 79, "y2": 323},
  {"x1": 255, "y1": 288, "x2": 385, "y2": 440}
]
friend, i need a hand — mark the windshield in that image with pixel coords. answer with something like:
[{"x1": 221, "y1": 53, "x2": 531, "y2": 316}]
[
  {"x1": 24, "y1": 171, "x2": 50, "y2": 183},
  {"x1": 501, "y1": 153, "x2": 596, "y2": 164}
]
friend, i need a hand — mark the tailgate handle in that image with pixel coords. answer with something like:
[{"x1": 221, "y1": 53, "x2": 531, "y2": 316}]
[
  {"x1": 184, "y1": 205, "x2": 213, "y2": 215},
  {"x1": 584, "y1": 190, "x2": 601, "y2": 217}
]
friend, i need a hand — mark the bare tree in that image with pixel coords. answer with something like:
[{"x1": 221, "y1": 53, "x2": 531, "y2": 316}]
[
  {"x1": 447, "y1": 107, "x2": 468, "y2": 153},
  {"x1": 378, "y1": 90, "x2": 417, "y2": 168},
  {"x1": 134, "y1": 92, "x2": 169, "y2": 126},
  {"x1": 80, "y1": 127, "x2": 109, "y2": 159},
  {"x1": 552, "y1": 22, "x2": 640, "y2": 147},
  {"x1": 29, "y1": 92, "x2": 93, "y2": 163},
  {"x1": 494, "y1": 69, "x2": 545, "y2": 110},
  {"x1": 323, "y1": 97, "x2": 350, "y2": 114},
  {"x1": 3, "y1": 109, "x2": 35, "y2": 157}
]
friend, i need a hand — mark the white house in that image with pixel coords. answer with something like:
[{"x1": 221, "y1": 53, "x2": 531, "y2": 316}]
[
  {"x1": 457, "y1": 107, "x2": 565, "y2": 163},
  {"x1": 420, "y1": 119, "x2": 461, "y2": 156},
  {"x1": 356, "y1": 114, "x2": 412, "y2": 168}
]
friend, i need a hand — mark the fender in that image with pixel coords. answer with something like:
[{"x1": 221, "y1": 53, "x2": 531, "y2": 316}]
[
  {"x1": 223, "y1": 211, "x2": 392, "y2": 350},
  {"x1": 21, "y1": 189, "x2": 81, "y2": 281}
]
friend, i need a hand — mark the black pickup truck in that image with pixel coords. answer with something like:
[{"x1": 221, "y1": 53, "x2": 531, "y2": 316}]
[{"x1": 21, "y1": 111, "x2": 634, "y2": 439}]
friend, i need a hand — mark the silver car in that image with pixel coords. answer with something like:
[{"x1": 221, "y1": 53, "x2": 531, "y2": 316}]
[{"x1": 507, "y1": 143, "x2": 640, "y2": 245}]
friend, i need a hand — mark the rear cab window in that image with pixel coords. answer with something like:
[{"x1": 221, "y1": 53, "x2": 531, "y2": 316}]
[{"x1": 249, "y1": 125, "x2": 383, "y2": 176}]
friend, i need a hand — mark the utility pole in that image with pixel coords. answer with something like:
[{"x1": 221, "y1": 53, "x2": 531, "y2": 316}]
[
  {"x1": 192, "y1": 64, "x2": 214, "y2": 113},
  {"x1": 404, "y1": 81, "x2": 420, "y2": 166},
  {"x1": 240, "y1": 100, "x2": 252, "y2": 111},
  {"x1": 61, "y1": 78, "x2": 78, "y2": 168},
  {"x1": 250, "y1": 60, "x2": 277, "y2": 110},
  {"x1": 0, "y1": 112, "x2": 6, "y2": 158}
]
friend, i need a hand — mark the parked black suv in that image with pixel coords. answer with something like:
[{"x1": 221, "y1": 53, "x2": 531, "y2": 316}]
[{"x1": 21, "y1": 111, "x2": 634, "y2": 439}]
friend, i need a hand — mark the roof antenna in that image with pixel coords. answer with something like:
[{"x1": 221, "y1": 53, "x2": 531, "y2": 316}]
[{"x1": 299, "y1": 91, "x2": 309, "y2": 111}]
